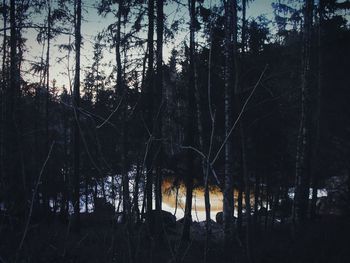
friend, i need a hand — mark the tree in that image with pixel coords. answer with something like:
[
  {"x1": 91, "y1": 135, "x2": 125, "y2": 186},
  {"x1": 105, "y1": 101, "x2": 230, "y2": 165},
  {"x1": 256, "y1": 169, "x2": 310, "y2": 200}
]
[
  {"x1": 6, "y1": 0, "x2": 24, "y2": 218},
  {"x1": 145, "y1": 0, "x2": 154, "y2": 222},
  {"x1": 73, "y1": 0, "x2": 82, "y2": 232},
  {"x1": 223, "y1": 0, "x2": 237, "y2": 248},
  {"x1": 155, "y1": 0, "x2": 164, "y2": 241},
  {"x1": 294, "y1": 0, "x2": 314, "y2": 226},
  {"x1": 240, "y1": 1, "x2": 254, "y2": 262},
  {"x1": 0, "y1": 0, "x2": 8, "y2": 204},
  {"x1": 180, "y1": 0, "x2": 197, "y2": 242}
]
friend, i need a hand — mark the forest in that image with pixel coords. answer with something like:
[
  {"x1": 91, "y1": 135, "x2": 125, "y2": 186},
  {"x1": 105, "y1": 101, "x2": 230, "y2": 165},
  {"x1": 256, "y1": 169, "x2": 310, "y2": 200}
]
[{"x1": 0, "y1": 0, "x2": 350, "y2": 262}]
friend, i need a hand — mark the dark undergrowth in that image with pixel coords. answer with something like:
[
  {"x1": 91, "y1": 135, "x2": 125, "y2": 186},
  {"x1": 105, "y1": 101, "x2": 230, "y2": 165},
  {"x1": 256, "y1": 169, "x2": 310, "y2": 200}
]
[{"x1": 1, "y1": 215, "x2": 349, "y2": 263}]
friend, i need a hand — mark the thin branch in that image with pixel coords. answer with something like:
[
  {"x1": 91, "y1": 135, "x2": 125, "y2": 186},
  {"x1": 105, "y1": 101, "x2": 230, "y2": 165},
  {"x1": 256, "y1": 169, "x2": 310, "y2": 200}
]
[
  {"x1": 96, "y1": 95, "x2": 124, "y2": 129},
  {"x1": 17, "y1": 141, "x2": 55, "y2": 252},
  {"x1": 210, "y1": 65, "x2": 268, "y2": 166},
  {"x1": 180, "y1": 145, "x2": 207, "y2": 160}
]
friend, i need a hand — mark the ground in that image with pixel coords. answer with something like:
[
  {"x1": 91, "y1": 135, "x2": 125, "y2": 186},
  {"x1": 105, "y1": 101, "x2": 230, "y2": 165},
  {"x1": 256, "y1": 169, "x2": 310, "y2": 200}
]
[{"x1": 1, "y1": 214, "x2": 349, "y2": 263}]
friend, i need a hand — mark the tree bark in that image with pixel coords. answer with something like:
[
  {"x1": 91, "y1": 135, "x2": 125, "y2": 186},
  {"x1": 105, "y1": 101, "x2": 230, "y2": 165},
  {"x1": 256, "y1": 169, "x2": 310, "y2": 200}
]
[
  {"x1": 154, "y1": 0, "x2": 164, "y2": 241},
  {"x1": 8, "y1": 0, "x2": 23, "y2": 217},
  {"x1": 0, "y1": 0, "x2": 7, "y2": 183},
  {"x1": 294, "y1": 0, "x2": 314, "y2": 226},
  {"x1": 44, "y1": 0, "x2": 51, "y2": 216},
  {"x1": 73, "y1": 0, "x2": 82, "y2": 232},
  {"x1": 241, "y1": 125, "x2": 254, "y2": 263},
  {"x1": 181, "y1": 0, "x2": 196, "y2": 242},
  {"x1": 223, "y1": 0, "x2": 237, "y2": 248},
  {"x1": 145, "y1": 0, "x2": 155, "y2": 220},
  {"x1": 310, "y1": 0, "x2": 324, "y2": 221}
]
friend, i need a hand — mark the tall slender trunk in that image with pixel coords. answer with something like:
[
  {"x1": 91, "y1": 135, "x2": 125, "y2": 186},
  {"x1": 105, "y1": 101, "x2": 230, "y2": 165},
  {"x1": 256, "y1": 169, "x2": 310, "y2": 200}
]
[
  {"x1": 294, "y1": 0, "x2": 314, "y2": 226},
  {"x1": 44, "y1": 0, "x2": 51, "y2": 215},
  {"x1": 155, "y1": 0, "x2": 164, "y2": 241},
  {"x1": 0, "y1": 0, "x2": 7, "y2": 183},
  {"x1": 240, "y1": 1, "x2": 253, "y2": 261},
  {"x1": 73, "y1": 0, "x2": 82, "y2": 232},
  {"x1": 122, "y1": 113, "x2": 130, "y2": 217},
  {"x1": 8, "y1": 0, "x2": 23, "y2": 217},
  {"x1": 181, "y1": 0, "x2": 196, "y2": 241},
  {"x1": 204, "y1": 11, "x2": 214, "y2": 262},
  {"x1": 310, "y1": 0, "x2": 324, "y2": 221},
  {"x1": 61, "y1": 104, "x2": 69, "y2": 219},
  {"x1": 9, "y1": 0, "x2": 16, "y2": 195},
  {"x1": 241, "y1": 127, "x2": 254, "y2": 263},
  {"x1": 223, "y1": 0, "x2": 237, "y2": 248},
  {"x1": 237, "y1": 0, "x2": 247, "y2": 235},
  {"x1": 114, "y1": 0, "x2": 130, "y2": 220},
  {"x1": 155, "y1": 0, "x2": 163, "y2": 212},
  {"x1": 145, "y1": 0, "x2": 155, "y2": 219}
]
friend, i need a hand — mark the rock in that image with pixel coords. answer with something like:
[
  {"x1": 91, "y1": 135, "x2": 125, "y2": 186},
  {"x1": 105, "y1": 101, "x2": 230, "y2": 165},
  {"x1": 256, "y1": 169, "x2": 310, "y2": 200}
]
[
  {"x1": 215, "y1": 211, "x2": 237, "y2": 225},
  {"x1": 216, "y1": 211, "x2": 223, "y2": 225},
  {"x1": 115, "y1": 212, "x2": 125, "y2": 224},
  {"x1": 148, "y1": 210, "x2": 176, "y2": 228}
]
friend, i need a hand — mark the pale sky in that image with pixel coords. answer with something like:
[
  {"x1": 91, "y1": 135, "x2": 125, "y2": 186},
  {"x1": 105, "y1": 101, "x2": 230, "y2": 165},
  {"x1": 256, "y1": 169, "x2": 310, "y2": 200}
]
[{"x1": 1, "y1": 0, "x2": 275, "y2": 90}]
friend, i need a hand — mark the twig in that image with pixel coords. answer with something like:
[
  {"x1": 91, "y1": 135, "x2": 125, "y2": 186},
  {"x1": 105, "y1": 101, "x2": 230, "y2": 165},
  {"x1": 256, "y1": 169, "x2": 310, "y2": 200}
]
[{"x1": 96, "y1": 95, "x2": 124, "y2": 129}]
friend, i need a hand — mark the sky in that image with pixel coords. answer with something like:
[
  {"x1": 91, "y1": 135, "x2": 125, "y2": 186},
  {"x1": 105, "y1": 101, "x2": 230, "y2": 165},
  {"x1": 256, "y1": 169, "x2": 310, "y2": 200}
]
[{"x1": 1, "y1": 0, "x2": 275, "y2": 90}]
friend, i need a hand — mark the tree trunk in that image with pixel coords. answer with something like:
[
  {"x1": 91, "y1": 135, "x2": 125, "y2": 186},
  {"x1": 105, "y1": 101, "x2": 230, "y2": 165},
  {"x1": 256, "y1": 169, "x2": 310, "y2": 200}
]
[
  {"x1": 44, "y1": 0, "x2": 52, "y2": 216},
  {"x1": 241, "y1": 125, "x2": 254, "y2": 263},
  {"x1": 8, "y1": 0, "x2": 23, "y2": 218},
  {"x1": 237, "y1": 177, "x2": 243, "y2": 233},
  {"x1": 73, "y1": 0, "x2": 82, "y2": 232},
  {"x1": 294, "y1": 0, "x2": 314, "y2": 226},
  {"x1": 133, "y1": 157, "x2": 141, "y2": 221},
  {"x1": 0, "y1": 0, "x2": 7, "y2": 184},
  {"x1": 114, "y1": 0, "x2": 130, "y2": 220},
  {"x1": 223, "y1": 0, "x2": 237, "y2": 248},
  {"x1": 310, "y1": 0, "x2": 324, "y2": 221},
  {"x1": 145, "y1": 0, "x2": 155, "y2": 220},
  {"x1": 253, "y1": 173, "x2": 260, "y2": 226},
  {"x1": 181, "y1": 0, "x2": 196, "y2": 242},
  {"x1": 204, "y1": 10, "x2": 214, "y2": 262},
  {"x1": 154, "y1": 0, "x2": 164, "y2": 241}
]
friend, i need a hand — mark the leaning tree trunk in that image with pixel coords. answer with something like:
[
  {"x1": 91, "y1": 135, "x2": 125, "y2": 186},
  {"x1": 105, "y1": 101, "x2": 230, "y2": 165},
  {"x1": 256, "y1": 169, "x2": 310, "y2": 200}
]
[{"x1": 294, "y1": 0, "x2": 314, "y2": 226}]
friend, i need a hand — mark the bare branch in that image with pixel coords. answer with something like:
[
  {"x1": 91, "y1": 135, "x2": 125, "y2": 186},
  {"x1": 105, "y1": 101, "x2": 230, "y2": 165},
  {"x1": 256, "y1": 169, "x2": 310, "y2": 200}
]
[
  {"x1": 17, "y1": 141, "x2": 55, "y2": 252},
  {"x1": 211, "y1": 64, "x2": 268, "y2": 166},
  {"x1": 96, "y1": 95, "x2": 124, "y2": 129}
]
